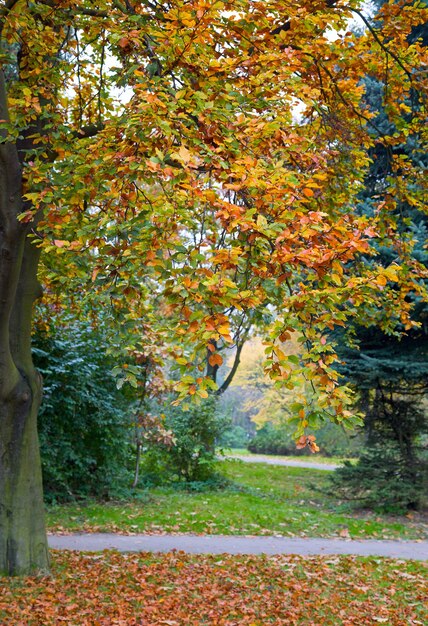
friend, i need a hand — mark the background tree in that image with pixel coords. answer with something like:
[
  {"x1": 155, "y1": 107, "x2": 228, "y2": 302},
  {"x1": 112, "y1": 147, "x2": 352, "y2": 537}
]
[
  {"x1": 225, "y1": 338, "x2": 363, "y2": 457},
  {"x1": 329, "y1": 5, "x2": 428, "y2": 511},
  {"x1": 0, "y1": 0, "x2": 427, "y2": 575}
]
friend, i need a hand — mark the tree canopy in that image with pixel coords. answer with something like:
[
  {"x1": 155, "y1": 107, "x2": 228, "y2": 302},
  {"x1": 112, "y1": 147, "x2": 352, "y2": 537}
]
[
  {"x1": 0, "y1": 0, "x2": 427, "y2": 574},
  {"x1": 7, "y1": 0, "x2": 425, "y2": 422}
]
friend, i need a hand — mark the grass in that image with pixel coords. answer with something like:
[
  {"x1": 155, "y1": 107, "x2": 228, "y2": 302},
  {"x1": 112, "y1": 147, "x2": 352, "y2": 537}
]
[
  {"x1": 46, "y1": 460, "x2": 428, "y2": 540},
  {"x1": 223, "y1": 449, "x2": 356, "y2": 465},
  {"x1": 1, "y1": 551, "x2": 427, "y2": 624}
]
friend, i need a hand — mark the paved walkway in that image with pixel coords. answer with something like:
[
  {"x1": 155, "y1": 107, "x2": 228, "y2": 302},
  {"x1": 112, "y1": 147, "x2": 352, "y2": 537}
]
[
  {"x1": 225, "y1": 455, "x2": 339, "y2": 471},
  {"x1": 48, "y1": 533, "x2": 428, "y2": 560}
]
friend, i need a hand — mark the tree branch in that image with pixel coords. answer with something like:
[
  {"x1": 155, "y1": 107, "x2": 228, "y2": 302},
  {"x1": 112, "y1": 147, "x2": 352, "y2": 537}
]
[
  {"x1": 270, "y1": 1, "x2": 338, "y2": 36},
  {"x1": 0, "y1": 0, "x2": 21, "y2": 16},
  {"x1": 345, "y1": 5, "x2": 414, "y2": 83},
  {"x1": 216, "y1": 339, "x2": 245, "y2": 395},
  {"x1": 35, "y1": 0, "x2": 109, "y2": 18}
]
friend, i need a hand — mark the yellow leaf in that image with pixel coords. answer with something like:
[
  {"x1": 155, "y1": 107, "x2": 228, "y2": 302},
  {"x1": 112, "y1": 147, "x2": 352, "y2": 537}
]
[
  {"x1": 178, "y1": 145, "x2": 192, "y2": 164},
  {"x1": 384, "y1": 265, "x2": 399, "y2": 282}
]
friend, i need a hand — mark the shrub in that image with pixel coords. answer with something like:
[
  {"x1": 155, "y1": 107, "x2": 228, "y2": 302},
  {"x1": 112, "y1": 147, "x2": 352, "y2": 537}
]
[
  {"x1": 248, "y1": 423, "x2": 297, "y2": 456},
  {"x1": 218, "y1": 424, "x2": 249, "y2": 449},
  {"x1": 248, "y1": 422, "x2": 362, "y2": 458},
  {"x1": 141, "y1": 397, "x2": 229, "y2": 484},
  {"x1": 34, "y1": 322, "x2": 132, "y2": 501}
]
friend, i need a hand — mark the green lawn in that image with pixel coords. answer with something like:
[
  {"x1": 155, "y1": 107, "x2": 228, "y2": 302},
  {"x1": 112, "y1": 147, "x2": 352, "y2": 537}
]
[
  {"x1": 46, "y1": 460, "x2": 427, "y2": 540},
  {"x1": 223, "y1": 450, "x2": 356, "y2": 464}
]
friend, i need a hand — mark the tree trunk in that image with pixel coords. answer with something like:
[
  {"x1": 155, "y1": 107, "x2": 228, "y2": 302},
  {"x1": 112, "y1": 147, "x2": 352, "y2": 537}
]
[
  {"x1": 0, "y1": 69, "x2": 49, "y2": 575},
  {"x1": 0, "y1": 370, "x2": 48, "y2": 576}
]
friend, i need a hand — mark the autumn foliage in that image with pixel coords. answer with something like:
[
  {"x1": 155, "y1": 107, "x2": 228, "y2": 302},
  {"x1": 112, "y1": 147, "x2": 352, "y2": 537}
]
[
  {"x1": 1, "y1": 0, "x2": 424, "y2": 440},
  {"x1": 1, "y1": 551, "x2": 427, "y2": 625},
  {"x1": 0, "y1": 0, "x2": 427, "y2": 575}
]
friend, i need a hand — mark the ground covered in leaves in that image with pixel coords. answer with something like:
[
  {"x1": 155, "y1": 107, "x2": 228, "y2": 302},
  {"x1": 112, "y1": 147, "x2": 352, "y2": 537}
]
[{"x1": 1, "y1": 551, "x2": 426, "y2": 625}]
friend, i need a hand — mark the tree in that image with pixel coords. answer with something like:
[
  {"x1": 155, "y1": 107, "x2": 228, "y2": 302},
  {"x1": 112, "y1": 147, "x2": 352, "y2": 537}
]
[
  {"x1": 328, "y1": 4, "x2": 428, "y2": 510},
  {"x1": 0, "y1": 0, "x2": 426, "y2": 575},
  {"x1": 227, "y1": 337, "x2": 363, "y2": 457}
]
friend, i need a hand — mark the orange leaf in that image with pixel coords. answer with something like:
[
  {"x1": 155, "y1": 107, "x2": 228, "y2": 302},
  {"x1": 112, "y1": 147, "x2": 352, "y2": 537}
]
[
  {"x1": 189, "y1": 320, "x2": 199, "y2": 332},
  {"x1": 208, "y1": 353, "x2": 223, "y2": 367}
]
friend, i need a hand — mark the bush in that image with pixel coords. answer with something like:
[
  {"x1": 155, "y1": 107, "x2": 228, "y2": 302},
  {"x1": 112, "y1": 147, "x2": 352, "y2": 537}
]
[
  {"x1": 248, "y1": 423, "x2": 297, "y2": 455},
  {"x1": 34, "y1": 322, "x2": 132, "y2": 501},
  {"x1": 248, "y1": 422, "x2": 362, "y2": 458},
  {"x1": 218, "y1": 424, "x2": 249, "y2": 449},
  {"x1": 141, "y1": 397, "x2": 229, "y2": 484}
]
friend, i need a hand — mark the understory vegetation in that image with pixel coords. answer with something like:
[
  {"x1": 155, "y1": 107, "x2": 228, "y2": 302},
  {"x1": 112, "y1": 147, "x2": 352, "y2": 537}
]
[
  {"x1": 34, "y1": 321, "x2": 427, "y2": 518},
  {"x1": 34, "y1": 323, "x2": 133, "y2": 502},
  {"x1": 46, "y1": 461, "x2": 427, "y2": 540},
  {"x1": 247, "y1": 422, "x2": 363, "y2": 458}
]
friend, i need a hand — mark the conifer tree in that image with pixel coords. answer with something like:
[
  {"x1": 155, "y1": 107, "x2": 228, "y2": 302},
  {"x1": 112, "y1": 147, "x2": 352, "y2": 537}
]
[{"x1": 331, "y1": 10, "x2": 428, "y2": 511}]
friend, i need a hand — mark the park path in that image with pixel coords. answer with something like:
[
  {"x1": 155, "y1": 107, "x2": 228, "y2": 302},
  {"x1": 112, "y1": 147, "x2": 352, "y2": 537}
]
[
  {"x1": 49, "y1": 457, "x2": 426, "y2": 561},
  {"x1": 225, "y1": 454, "x2": 339, "y2": 471},
  {"x1": 48, "y1": 533, "x2": 428, "y2": 560}
]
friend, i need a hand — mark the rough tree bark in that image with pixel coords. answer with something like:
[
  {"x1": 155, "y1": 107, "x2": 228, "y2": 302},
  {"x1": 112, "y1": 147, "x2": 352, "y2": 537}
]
[{"x1": 0, "y1": 69, "x2": 49, "y2": 576}]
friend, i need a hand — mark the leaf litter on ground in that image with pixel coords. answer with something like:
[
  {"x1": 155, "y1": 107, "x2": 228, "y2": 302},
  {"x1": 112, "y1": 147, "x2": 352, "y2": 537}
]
[{"x1": 1, "y1": 551, "x2": 427, "y2": 625}]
